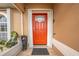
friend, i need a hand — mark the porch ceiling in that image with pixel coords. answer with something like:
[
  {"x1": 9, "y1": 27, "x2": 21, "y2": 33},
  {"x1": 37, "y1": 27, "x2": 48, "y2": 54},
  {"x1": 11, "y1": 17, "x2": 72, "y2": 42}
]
[
  {"x1": 0, "y1": 3, "x2": 54, "y2": 13},
  {"x1": 12, "y1": 3, "x2": 25, "y2": 13},
  {"x1": 0, "y1": 3, "x2": 14, "y2": 8},
  {"x1": 0, "y1": 3, "x2": 25, "y2": 13}
]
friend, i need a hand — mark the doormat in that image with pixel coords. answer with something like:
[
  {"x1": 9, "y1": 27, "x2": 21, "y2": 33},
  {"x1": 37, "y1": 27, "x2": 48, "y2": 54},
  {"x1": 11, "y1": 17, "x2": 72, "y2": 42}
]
[{"x1": 32, "y1": 48, "x2": 49, "y2": 55}]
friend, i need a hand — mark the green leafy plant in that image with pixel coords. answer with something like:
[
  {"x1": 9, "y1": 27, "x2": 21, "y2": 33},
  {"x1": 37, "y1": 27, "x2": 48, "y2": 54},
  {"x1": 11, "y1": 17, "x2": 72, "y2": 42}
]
[
  {"x1": 0, "y1": 40, "x2": 6, "y2": 45},
  {"x1": 11, "y1": 31, "x2": 18, "y2": 38},
  {"x1": 5, "y1": 40, "x2": 17, "y2": 48},
  {"x1": 5, "y1": 31, "x2": 18, "y2": 48},
  {"x1": 0, "y1": 47, "x2": 3, "y2": 52},
  {"x1": 0, "y1": 31, "x2": 18, "y2": 48}
]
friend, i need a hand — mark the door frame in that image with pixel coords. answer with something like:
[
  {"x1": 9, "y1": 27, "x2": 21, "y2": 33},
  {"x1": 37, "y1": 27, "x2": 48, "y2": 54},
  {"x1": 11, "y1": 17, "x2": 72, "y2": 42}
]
[{"x1": 28, "y1": 9, "x2": 53, "y2": 48}]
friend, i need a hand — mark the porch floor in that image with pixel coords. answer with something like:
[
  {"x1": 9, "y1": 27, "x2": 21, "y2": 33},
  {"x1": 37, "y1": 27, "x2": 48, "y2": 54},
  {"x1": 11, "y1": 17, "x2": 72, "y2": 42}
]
[{"x1": 17, "y1": 45, "x2": 63, "y2": 56}]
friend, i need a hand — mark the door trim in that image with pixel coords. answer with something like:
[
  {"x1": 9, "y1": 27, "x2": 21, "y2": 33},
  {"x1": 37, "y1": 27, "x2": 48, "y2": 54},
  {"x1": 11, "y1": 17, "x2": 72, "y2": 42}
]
[{"x1": 28, "y1": 9, "x2": 53, "y2": 48}]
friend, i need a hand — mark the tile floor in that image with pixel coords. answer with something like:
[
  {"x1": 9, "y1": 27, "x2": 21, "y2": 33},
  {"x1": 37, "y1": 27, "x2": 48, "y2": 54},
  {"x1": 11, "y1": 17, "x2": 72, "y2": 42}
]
[{"x1": 17, "y1": 45, "x2": 63, "y2": 56}]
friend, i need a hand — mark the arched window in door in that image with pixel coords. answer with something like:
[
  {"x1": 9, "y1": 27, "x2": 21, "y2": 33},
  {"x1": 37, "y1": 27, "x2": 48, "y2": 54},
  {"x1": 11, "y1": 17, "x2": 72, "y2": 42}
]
[{"x1": 0, "y1": 14, "x2": 8, "y2": 40}]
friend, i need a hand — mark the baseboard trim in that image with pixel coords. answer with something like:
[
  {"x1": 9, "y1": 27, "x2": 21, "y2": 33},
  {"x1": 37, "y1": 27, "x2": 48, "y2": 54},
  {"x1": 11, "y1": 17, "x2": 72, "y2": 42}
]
[{"x1": 53, "y1": 38, "x2": 79, "y2": 56}]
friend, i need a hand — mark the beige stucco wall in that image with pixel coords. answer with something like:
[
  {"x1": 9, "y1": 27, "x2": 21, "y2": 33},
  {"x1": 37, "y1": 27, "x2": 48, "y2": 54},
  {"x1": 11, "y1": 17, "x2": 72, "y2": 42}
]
[
  {"x1": 54, "y1": 4, "x2": 79, "y2": 51},
  {"x1": 11, "y1": 9, "x2": 21, "y2": 35}
]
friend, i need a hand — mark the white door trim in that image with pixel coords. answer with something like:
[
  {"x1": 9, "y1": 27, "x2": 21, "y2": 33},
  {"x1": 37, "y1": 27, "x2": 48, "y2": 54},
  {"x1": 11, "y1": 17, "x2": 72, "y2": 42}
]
[{"x1": 28, "y1": 9, "x2": 53, "y2": 48}]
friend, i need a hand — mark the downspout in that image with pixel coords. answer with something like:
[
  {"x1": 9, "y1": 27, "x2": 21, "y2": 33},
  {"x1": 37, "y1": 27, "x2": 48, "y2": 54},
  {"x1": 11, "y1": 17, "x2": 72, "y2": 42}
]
[{"x1": 12, "y1": 3, "x2": 24, "y2": 35}]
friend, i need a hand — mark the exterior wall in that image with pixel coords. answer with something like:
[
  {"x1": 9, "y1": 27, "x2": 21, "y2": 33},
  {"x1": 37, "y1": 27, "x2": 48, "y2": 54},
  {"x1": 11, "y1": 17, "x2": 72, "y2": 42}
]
[
  {"x1": 23, "y1": 4, "x2": 54, "y2": 35},
  {"x1": 11, "y1": 9, "x2": 21, "y2": 35},
  {"x1": 54, "y1": 4, "x2": 79, "y2": 51}
]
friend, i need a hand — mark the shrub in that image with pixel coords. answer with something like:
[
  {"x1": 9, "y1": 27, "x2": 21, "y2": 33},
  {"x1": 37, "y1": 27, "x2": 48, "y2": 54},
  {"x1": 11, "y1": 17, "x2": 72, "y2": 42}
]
[
  {"x1": 5, "y1": 40, "x2": 17, "y2": 48},
  {"x1": 0, "y1": 40, "x2": 6, "y2": 45},
  {"x1": 0, "y1": 31, "x2": 19, "y2": 48},
  {"x1": 5, "y1": 31, "x2": 18, "y2": 48}
]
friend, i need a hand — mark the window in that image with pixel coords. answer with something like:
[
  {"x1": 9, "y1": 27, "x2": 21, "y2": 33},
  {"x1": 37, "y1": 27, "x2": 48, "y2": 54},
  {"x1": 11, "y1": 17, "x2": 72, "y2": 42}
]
[
  {"x1": 0, "y1": 14, "x2": 8, "y2": 40},
  {"x1": 35, "y1": 16, "x2": 45, "y2": 22}
]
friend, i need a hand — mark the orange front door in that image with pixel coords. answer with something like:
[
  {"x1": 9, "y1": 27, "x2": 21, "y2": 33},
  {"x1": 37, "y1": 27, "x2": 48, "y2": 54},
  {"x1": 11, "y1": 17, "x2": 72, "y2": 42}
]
[{"x1": 32, "y1": 13, "x2": 47, "y2": 45}]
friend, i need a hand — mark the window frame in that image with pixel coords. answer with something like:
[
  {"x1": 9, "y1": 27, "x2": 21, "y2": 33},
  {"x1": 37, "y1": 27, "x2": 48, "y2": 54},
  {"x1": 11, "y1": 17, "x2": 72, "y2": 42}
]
[
  {"x1": 0, "y1": 15, "x2": 8, "y2": 40},
  {"x1": 0, "y1": 8, "x2": 11, "y2": 40}
]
